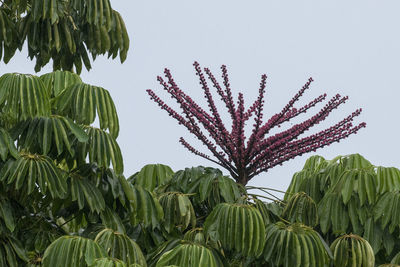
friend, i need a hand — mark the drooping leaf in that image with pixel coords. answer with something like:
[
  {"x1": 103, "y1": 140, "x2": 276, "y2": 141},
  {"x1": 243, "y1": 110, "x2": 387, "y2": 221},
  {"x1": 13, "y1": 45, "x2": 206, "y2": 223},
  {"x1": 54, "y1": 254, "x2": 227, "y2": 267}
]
[
  {"x1": 373, "y1": 191, "x2": 400, "y2": 233},
  {"x1": 69, "y1": 170, "x2": 105, "y2": 213},
  {"x1": 95, "y1": 228, "x2": 147, "y2": 267},
  {"x1": 0, "y1": 73, "x2": 50, "y2": 123},
  {"x1": 129, "y1": 164, "x2": 173, "y2": 191},
  {"x1": 204, "y1": 203, "x2": 265, "y2": 257},
  {"x1": 0, "y1": 128, "x2": 18, "y2": 161},
  {"x1": 282, "y1": 192, "x2": 318, "y2": 227},
  {"x1": 263, "y1": 222, "x2": 331, "y2": 267},
  {"x1": 12, "y1": 115, "x2": 88, "y2": 156},
  {"x1": 0, "y1": 235, "x2": 29, "y2": 266},
  {"x1": 155, "y1": 242, "x2": 225, "y2": 267},
  {"x1": 158, "y1": 192, "x2": 196, "y2": 234},
  {"x1": 78, "y1": 126, "x2": 123, "y2": 174},
  {"x1": 0, "y1": 153, "x2": 67, "y2": 199},
  {"x1": 118, "y1": 176, "x2": 163, "y2": 229},
  {"x1": 330, "y1": 234, "x2": 375, "y2": 267},
  {"x1": 40, "y1": 70, "x2": 82, "y2": 97},
  {"x1": 89, "y1": 257, "x2": 130, "y2": 267},
  {"x1": 42, "y1": 236, "x2": 106, "y2": 267},
  {"x1": 53, "y1": 82, "x2": 119, "y2": 138}
]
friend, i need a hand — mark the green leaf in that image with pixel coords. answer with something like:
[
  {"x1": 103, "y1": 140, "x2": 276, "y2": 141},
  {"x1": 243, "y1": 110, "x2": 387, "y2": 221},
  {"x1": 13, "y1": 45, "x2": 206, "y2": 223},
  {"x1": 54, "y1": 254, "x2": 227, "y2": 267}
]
[
  {"x1": 155, "y1": 242, "x2": 224, "y2": 267},
  {"x1": 42, "y1": 236, "x2": 106, "y2": 267},
  {"x1": 0, "y1": 73, "x2": 50, "y2": 123},
  {"x1": 130, "y1": 164, "x2": 173, "y2": 191},
  {"x1": 0, "y1": 153, "x2": 67, "y2": 198},
  {"x1": 204, "y1": 203, "x2": 265, "y2": 258},
  {"x1": 264, "y1": 222, "x2": 331, "y2": 267},
  {"x1": 330, "y1": 234, "x2": 374, "y2": 267},
  {"x1": 95, "y1": 228, "x2": 147, "y2": 266},
  {"x1": 40, "y1": 70, "x2": 82, "y2": 97},
  {"x1": 53, "y1": 82, "x2": 119, "y2": 138}
]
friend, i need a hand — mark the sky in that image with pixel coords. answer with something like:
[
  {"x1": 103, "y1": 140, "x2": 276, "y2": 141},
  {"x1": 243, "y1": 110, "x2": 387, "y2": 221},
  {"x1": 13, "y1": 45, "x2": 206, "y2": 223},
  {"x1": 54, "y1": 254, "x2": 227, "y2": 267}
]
[{"x1": 1, "y1": 0, "x2": 400, "y2": 196}]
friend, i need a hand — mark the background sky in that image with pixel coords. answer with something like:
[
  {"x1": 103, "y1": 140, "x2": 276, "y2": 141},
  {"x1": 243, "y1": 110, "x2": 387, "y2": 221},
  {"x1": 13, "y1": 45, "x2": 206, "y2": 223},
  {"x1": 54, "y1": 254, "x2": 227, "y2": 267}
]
[{"x1": 1, "y1": 0, "x2": 399, "y2": 197}]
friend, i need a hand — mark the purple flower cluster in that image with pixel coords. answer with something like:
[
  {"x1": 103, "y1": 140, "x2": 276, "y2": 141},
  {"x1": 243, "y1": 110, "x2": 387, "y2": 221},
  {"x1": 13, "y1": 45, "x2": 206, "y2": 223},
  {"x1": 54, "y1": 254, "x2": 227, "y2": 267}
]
[{"x1": 147, "y1": 62, "x2": 366, "y2": 185}]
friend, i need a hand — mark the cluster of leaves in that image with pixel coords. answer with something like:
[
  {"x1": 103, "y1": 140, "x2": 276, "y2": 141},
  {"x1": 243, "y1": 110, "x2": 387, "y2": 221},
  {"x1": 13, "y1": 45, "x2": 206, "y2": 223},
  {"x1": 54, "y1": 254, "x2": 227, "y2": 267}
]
[
  {"x1": 0, "y1": 0, "x2": 129, "y2": 73},
  {"x1": 285, "y1": 153, "x2": 400, "y2": 265}
]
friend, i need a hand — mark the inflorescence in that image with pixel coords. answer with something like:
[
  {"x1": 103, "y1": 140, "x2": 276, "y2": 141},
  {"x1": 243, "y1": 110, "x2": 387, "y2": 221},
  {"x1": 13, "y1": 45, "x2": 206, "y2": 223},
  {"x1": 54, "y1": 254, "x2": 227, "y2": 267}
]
[{"x1": 147, "y1": 62, "x2": 366, "y2": 185}]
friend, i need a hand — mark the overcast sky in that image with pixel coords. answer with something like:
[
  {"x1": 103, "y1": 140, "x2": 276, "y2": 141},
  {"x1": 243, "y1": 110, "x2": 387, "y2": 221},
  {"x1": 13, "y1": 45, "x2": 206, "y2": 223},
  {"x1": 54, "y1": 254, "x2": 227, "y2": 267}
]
[{"x1": 1, "y1": 0, "x2": 399, "y2": 195}]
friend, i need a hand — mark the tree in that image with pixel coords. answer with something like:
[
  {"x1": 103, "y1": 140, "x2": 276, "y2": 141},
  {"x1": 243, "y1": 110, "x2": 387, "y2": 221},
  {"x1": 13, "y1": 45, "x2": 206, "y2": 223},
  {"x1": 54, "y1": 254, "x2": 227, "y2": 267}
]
[
  {"x1": 0, "y1": 0, "x2": 129, "y2": 73},
  {"x1": 147, "y1": 62, "x2": 366, "y2": 185},
  {"x1": 1, "y1": 3, "x2": 398, "y2": 265}
]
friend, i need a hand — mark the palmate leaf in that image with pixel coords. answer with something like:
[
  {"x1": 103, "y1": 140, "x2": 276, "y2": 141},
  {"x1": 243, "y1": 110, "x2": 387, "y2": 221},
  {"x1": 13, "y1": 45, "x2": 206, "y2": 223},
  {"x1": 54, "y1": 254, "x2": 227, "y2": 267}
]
[
  {"x1": 253, "y1": 199, "x2": 282, "y2": 225},
  {"x1": 95, "y1": 228, "x2": 147, "y2": 267},
  {"x1": 42, "y1": 236, "x2": 106, "y2": 267},
  {"x1": 69, "y1": 170, "x2": 105, "y2": 213},
  {"x1": 330, "y1": 234, "x2": 375, "y2": 267},
  {"x1": 53, "y1": 82, "x2": 119, "y2": 138},
  {"x1": 158, "y1": 192, "x2": 196, "y2": 234},
  {"x1": 391, "y1": 251, "x2": 400, "y2": 264},
  {"x1": 0, "y1": 8, "x2": 19, "y2": 63},
  {"x1": 129, "y1": 164, "x2": 174, "y2": 191},
  {"x1": 373, "y1": 191, "x2": 400, "y2": 233},
  {"x1": 0, "y1": 73, "x2": 50, "y2": 122},
  {"x1": 40, "y1": 70, "x2": 82, "y2": 97},
  {"x1": 0, "y1": 235, "x2": 29, "y2": 267},
  {"x1": 12, "y1": 115, "x2": 88, "y2": 156},
  {"x1": 0, "y1": 153, "x2": 67, "y2": 199},
  {"x1": 282, "y1": 192, "x2": 318, "y2": 227},
  {"x1": 155, "y1": 242, "x2": 225, "y2": 267},
  {"x1": 0, "y1": 127, "x2": 18, "y2": 161},
  {"x1": 204, "y1": 203, "x2": 265, "y2": 258},
  {"x1": 0, "y1": 197, "x2": 15, "y2": 232},
  {"x1": 78, "y1": 126, "x2": 123, "y2": 174},
  {"x1": 100, "y1": 206, "x2": 126, "y2": 234},
  {"x1": 318, "y1": 192, "x2": 349, "y2": 235},
  {"x1": 89, "y1": 257, "x2": 133, "y2": 267},
  {"x1": 118, "y1": 176, "x2": 163, "y2": 229},
  {"x1": 376, "y1": 167, "x2": 400, "y2": 194},
  {"x1": 330, "y1": 169, "x2": 377, "y2": 206},
  {"x1": 263, "y1": 222, "x2": 331, "y2": 267},
  {"x1": 164, "y1": 166, "x2": 242, "y2": 209}
]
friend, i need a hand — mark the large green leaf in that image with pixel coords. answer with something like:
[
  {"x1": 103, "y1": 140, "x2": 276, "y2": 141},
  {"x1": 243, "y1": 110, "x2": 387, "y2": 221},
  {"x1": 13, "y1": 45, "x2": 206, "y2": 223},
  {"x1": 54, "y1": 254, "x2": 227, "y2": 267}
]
[
  {"x1": 376, "y1": 167, "x2": 400, "y2": 194},
  {"x1": 95, "y1": 228, "x2": 147, "y2": 267},
  {"x1": 330, "y1": 234, "x2": 374, "y2": 267},
  {"x1": 12, "y1": 115, "x2": 88, "y2": 156},
  {"x1": 40, "y1": 70, "x2": 82, "y2": 97},
  {"x1": 373, "y1": 191, "x2": 400, "y2": 233},
  {"x1": 89, "y1": 257, "x2": 131, "y2": 267},
  {"x1": 0, "y1": 153, "x2": 67, "y2": 198},
  {"x1": 158, "y1": 192, "x2": 196, "y2": 234},
  {"x1": 69, "y1": 170, "x2": 106, "y2": 213},
  {"x1": 77, "y1": 126, "x2": 123, "y2": 174},
  {"x1": 42, "y1": 236, "x2": 106, "y2": 267},
  {"x1": 263, "y1": 222, "x2": 331, "y2": 267},
  {"x1": 0, "y1": 73, "x2": 50, "y2": 123},
  {"x1": 130, "y1": 164, "x2": 174, "y2": 191},
  {"x1": 155, "y1": 242, "x2": 225, "y2": 267},
  {"x1": 204, "y1": 203, "x2": 265, "y2": 258},
  {"x1": 53, "y1": 82, "x2": 119, "y2": 138},
  {"x1": 0, "y1": 235, "x2": 29, "y2": 267},
  {"x1": 0, "y1": 197, "x2": 15, "y2": 232},
  {"x1": 118, "y1": 176, "x2": 163, "y2": 229},
  {"x1": 0, "y1": 127, "x2": 18, "y2": 161},
  {"x1": 318, "y1": 192, "x2": 349, "y2": 234},
  {"x1": 282, "y1": 192, "x2": 318, "y2": 227}
]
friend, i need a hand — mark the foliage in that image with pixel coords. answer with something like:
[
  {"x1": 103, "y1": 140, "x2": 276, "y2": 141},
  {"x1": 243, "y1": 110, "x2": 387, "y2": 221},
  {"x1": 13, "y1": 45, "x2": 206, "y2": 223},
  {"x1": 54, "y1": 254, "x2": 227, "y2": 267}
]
[
  {"x1": 0, "y1": 0, "x2": 129, "y2": 73},
  {"x1": 147, "y1": 62, "x2": 366, "y2": 185}
]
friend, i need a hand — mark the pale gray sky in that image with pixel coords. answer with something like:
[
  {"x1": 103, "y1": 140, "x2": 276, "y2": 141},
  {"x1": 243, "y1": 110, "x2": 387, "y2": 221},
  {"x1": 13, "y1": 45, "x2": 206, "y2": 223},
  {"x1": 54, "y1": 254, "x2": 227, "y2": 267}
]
[{"x1": 1, "y1": 1, "x2": 399, "y2": 195}]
